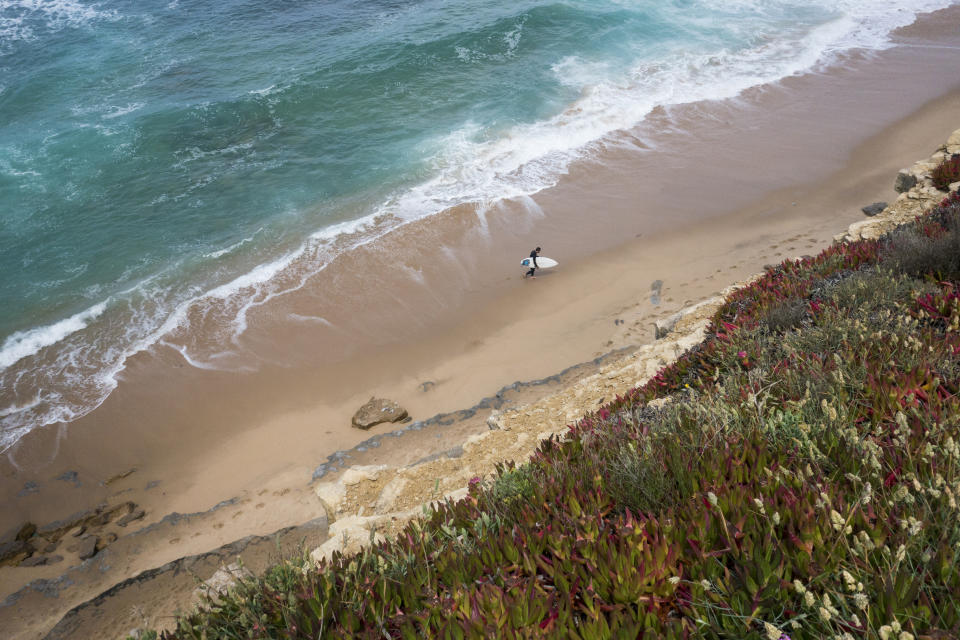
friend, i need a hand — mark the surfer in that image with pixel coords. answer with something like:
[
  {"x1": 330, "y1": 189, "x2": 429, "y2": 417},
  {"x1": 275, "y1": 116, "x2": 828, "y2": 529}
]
[{"x1": 524, "y1": 247, "x2": 541, "y2": 279}]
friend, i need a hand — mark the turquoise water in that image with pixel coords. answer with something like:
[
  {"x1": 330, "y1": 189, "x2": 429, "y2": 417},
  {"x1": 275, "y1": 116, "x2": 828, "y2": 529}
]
[{"x1": 0, "y1": 0, "x2": 953, "y2": 447}]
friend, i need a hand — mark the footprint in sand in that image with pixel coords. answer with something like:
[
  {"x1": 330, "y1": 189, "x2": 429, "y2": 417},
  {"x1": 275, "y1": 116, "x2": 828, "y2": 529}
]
[
  {"x1": 256, "y1": 502, "x2": 265, "y2": 509},
  {"x1": 258, "y1": 489, "x2": 268, "y2": 496},
  {"x1": 169, "y1": 538, "x2": 180, "y2": 544},
  {"x1": 213, "y1": 523, "x2": 224, "y2": 529},
  {"x1": 232, "y1": 511, "x2": 243, "y2": 519},
  {"x1": 650, "y1": 280, "x2": 663, "y2": 306},
  {"x1": 273, "y1": 488, "x2": 291, "y2": 496}
]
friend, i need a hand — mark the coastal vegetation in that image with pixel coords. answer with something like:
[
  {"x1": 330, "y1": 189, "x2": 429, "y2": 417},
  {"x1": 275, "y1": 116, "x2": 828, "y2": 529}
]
[
  {"x1": 156, "y1": 189, "x2": 960, "y2": 639},
  {"x1": 931, "y1": 154, "x2": 960, "y2": 191}
]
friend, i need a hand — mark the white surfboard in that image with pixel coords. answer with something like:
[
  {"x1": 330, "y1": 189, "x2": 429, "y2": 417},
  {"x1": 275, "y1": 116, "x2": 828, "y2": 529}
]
[{"x1": 520, "y1": 256, "x2": 558, "y2": 269}]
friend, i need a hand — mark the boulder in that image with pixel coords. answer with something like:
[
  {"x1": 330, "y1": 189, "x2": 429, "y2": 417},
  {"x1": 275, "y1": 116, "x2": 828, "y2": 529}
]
[
  {"x1": 351, "y1": 397, "x2": 408, "y2": 429},
  {"x1": 77, "y1": 535, "x2": 98, "y2": 560},
  {"x1": 861, "y1": 202, "x2": 887, "y2": 217},
  {"x1": 894, "y1": 171, "x2": 917, "y2": 193}
]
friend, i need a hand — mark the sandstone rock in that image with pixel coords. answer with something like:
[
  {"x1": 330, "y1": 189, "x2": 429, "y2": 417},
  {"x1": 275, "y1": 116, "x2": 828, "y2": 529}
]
[
  {"x1": 0, "y1": 540, "x2": 33, "y2": 567},
  {"x1": 310, "y1": 515, "x2": 387, "y2": 565},
  {"x1": 116, "y1": 508, "x2": 146, "y2": 527},
  {"x1": 894, "y1": 171, "x2": 917, "y2": 193},
  {"x1": 351, "y1": 397, "x2": 408, "y2": 429},
  {"x1": 197, "y1": 562, "x2": 253, "y2": 598},
  {"x1": 950, "y1": 181, "x2": 960, "y2": 192},
  {"x1": 654, "y1": 312, "x2": 681, "y2": 340},
  {"x1": 861, "y1": 202, "x2": 886, "y2": 217},
  {"x1": 15, "y1": 522, "x2": 37, "y2": 541},
  {"x1": 315, "y1": 481, "x2": 347, "y2": 517},
  {"x1": 947, "y1": 129, "x2": 960, "y2": 153},
  {"x1": 77, "y1": 535, "x2": 98, "y2": 560},
  {"x1": 341, "y1": 465, "x2": 387, "y2": 486},
  {"x1": 375, "y1": 477, "x2": 409, "y2": 514}
]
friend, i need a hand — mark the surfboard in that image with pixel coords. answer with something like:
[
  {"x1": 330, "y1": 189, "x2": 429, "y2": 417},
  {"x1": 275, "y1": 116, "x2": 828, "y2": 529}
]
[{"x1": 520, "y1": 256, "x2": 558, "y2": 269}]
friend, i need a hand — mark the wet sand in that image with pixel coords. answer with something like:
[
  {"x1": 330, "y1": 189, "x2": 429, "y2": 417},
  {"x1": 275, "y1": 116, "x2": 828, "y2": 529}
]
[{"x1": 3, "y1": 5, "x2": 960, "y2": 638}]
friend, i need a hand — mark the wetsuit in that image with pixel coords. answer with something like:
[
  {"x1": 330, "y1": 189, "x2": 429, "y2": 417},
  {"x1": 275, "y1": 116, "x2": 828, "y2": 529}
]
[{"x1": 525, "y1": 250, "x2": 539, "y2": 277}]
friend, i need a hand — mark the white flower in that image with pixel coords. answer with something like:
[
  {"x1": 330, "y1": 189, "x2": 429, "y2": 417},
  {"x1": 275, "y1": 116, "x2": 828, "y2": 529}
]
[
  {"x1": 668, "y1": 576, "x2": 681, "y2": 585},
  {"x1": 764, "y1": 622, "x2": 780, "y2": 640},
  {"x1": 707, "y1": 492, "x2": 718, "y2": 507},
  {"x1": 853, "y1": 592, "x2": 869, "y2": 610},
  {"x1": 792, "y1": 579, "x2": 805, "y2": 594}
]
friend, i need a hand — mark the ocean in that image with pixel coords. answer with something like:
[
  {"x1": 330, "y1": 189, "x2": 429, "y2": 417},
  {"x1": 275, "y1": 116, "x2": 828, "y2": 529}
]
[{"x1": 0, "y1": 0, "x2": 954, "y2": 450}]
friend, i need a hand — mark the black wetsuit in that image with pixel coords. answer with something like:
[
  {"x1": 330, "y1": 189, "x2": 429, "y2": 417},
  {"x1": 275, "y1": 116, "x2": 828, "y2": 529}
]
[{"x1": 526, "y1": 250, "x2": 539, "y2": 277}]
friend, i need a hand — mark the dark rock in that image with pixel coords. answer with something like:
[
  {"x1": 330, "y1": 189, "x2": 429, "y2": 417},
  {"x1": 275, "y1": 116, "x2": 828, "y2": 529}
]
[
  {"x1": 20, "y1": 555, "x2": 51, "y2": 567},
  {"x1": 116, "y1": 509, "x2": 145, "y2": 527},
  {"x1": 861, "y1": 202, "x2": 887, "y2": 216},
  {"x1": 418, "y1": 381, "x2": 435, "y2": 392},
  {"x1": 16, "y1": 522, "x2": 37, "y2": 541},
  {"x1": 77, "y1": 536, "x2": 98, "y2": 561},
  {"x1": 351, "y1": 397, "x2": 408, "y2": 429},
  {"x1": 42, "y1": 542, "x2": 58, "y2": 554},
  {"x1": 895, "y1": 171, "x2": 917, "y2": 193},
  {"x1": 0, "y1": 539, "x2": 33, "y2": 567}
]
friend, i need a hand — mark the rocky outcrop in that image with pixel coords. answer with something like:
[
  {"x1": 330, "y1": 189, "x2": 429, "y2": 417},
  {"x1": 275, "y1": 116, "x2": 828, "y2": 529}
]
[
  {"x1": 839, "y1": 128, "x2": 960, "y2": 243},
  {"x1": 36, "y1": 502, "x2": 140, "y2": 543},
  {"x1": 0, "y1": 539, "x2": 34, "y2": 567},
  {"x1": 308, "y1": 283, "x2": 745, "y2": 566},
  {"x1": 351, "y1": 398, "x2": 408, "y2": 429}
]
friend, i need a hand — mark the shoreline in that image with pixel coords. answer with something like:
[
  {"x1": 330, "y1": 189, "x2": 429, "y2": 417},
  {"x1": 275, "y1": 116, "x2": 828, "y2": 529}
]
[{"x1": 4, "y1": 6, "x2": 960, "y2": 637}]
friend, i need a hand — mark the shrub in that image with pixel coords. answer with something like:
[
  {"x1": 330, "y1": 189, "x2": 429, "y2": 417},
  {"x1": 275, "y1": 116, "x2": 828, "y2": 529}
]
[
  {"x1": 883, "y1": 214, "x2": 960, "y2": 280},
  {"x1": 932, "y1": 153, "x2": 960, "y2": 190}
]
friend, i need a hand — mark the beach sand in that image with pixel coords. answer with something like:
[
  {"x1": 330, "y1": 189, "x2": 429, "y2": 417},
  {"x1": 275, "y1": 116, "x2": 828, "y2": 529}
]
[{"x1": 3, "y1": 5, "x2": 960, "y2": 638}]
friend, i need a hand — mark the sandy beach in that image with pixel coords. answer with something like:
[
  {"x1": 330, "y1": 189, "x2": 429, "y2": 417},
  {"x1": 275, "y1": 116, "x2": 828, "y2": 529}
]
[{"x1": 3, "y1": 5, "x2": 960, "y2": 638}]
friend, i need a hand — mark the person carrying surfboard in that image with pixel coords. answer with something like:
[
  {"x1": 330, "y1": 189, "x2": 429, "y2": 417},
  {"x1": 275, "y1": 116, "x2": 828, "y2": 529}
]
[{"x1": 524, "y1": 247, "x2": 541, "y2": 279}]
